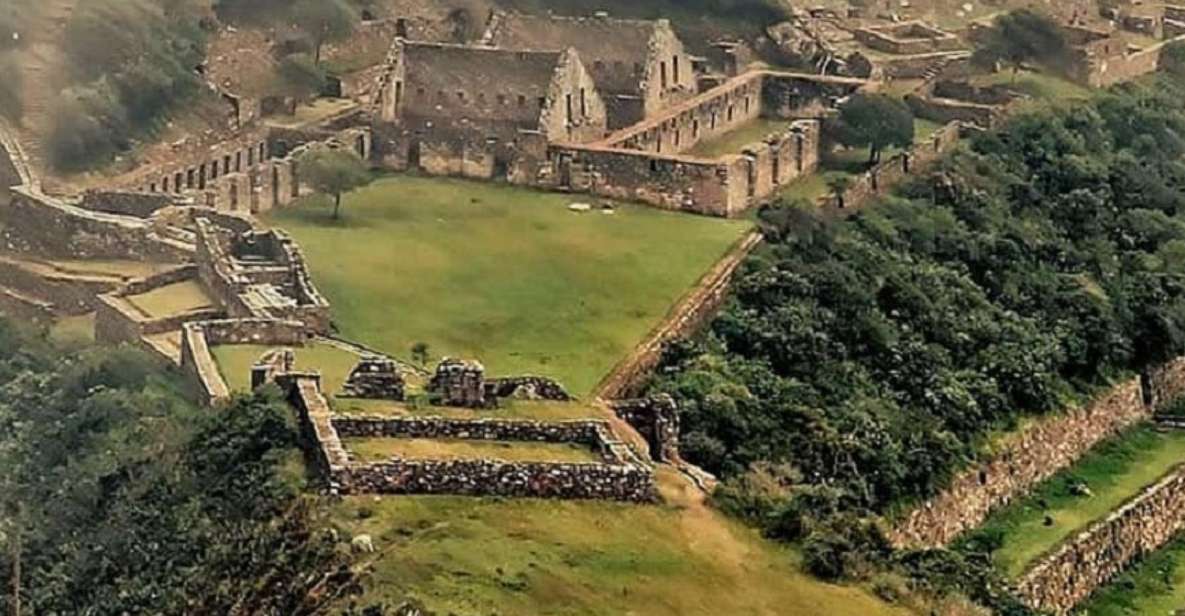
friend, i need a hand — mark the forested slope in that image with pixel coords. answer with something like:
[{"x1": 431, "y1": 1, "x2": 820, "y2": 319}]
[{"x1": 651, "y1": 74, "x2": 1185, "y2": 610}]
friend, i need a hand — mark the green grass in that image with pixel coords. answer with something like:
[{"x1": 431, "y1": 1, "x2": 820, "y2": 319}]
[
  {"x1": 686, "y1": 118, "x2": 795, "y2": 158},
  {"x1": 343, "y1": 437, "x2": 603, "y2": 463},
  {"x1": 967, "y1": 425, "x2": 1185, "y2": 578},
  {"x1": 123, "y1": 280, "x2": 215, "y2": 319},
  {"x1": 333, "y1": 398, "x2": 607, "y2": 421},
  {"x1": 914, "y1": 117, "x2": 945, "y2": 142},
  {"x1": 329, "y1": 468, "x2": 911, "y2": 616},
  {"x1": 1080, "y1": 534, "x2": 1185, "y2": 616},
  {"x1": 265, "y1": 175, "x2": 751, "y2": 397},
  {"x1": 212, "y1": 341, "x2": 361, "y2": 395},
  {"x1": 48, "y1": 312, "x2": 95, "y2": 345},
  {"x1": 972, "y1": 70, "x2": 1093, "y2": 103}
]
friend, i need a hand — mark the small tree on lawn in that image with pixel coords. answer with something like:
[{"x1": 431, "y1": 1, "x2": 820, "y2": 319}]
[
  {"x1": 411, "y1": 342, "x2": 430, "y2": 366},
  {"x1": 971, "y1": 8, "x2": 1069, "y2": 79},
  {"x1": 292, "y1": 0, "x2": 357, "y2": 64},
  {"x1": 826, "y1": 174, "x2": 853, "y2": 208},
  {"x1": 301, "y1": 149, "x2": 371, "y2": 220},
  {"x1": 830, "y1": 93, "x2": 914, "y2": 165}
]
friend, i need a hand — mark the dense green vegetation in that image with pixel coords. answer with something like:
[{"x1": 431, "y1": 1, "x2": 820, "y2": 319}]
[
  {"x1": 0, "y1": 320, "x2": 360, "y2": 614},
  {"x1": 267, "y1": 175, "x2": 750, "y2": 396},
  {"x1": 961, "y1": 425, "x2": 1185, "y2": 577},
  {"x1": 49, "y1": 0, "x2": 208, "y2": 170},
  {"x1": 651, "y1": 75, "x2": 1185, "y2": 609}
]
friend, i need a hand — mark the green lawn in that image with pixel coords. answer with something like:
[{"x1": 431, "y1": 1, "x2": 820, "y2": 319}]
[
  {"x1": 343, "y1": 437, "x2": 603, "y2": 463},
  {"x1": 971, "y1": 70, "x2": 1093, "y2": 103},
  {"x1": 329, "y1": 467, "x2": 911, "y2": 616},
  {"x1": 967, "y1": 425, "x2": 1185, "y2": 578},
  {"x1": 212, "y1": 341, "x2": 362, "y2": 395},
  {"x1": 686, "y1": 118, "x2": 795, "y2": 158},
  {"x1": 123, "y1": 280, "x2": 215, "y2": 319},
  {"x1": 265, "y1": 176, "x2": 751, "y2": 397},
  {"x1": 48, "y1": 312, "x2": 95, "y2": 346},
  {"x1": 1080, "y1": 534, "x2": 1185, "y2": 615}
]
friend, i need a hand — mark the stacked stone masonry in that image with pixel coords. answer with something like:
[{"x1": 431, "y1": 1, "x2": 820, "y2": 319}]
[
  {"x1": 1015, "y1": 466, "x2": 1185, "y2": 614},
  {"x1": 890, "y1": 357, "x2": 1185, "y2": 549}
]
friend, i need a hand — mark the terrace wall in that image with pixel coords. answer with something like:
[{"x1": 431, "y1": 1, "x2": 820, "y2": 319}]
[
  {"x1": 595, "y1": 231, "x2": 763, "y2": 398},
  {"x1": 0, "y1": 188, "x2": 191, "y2": 262},
  {"x1": 819, "y1": 121, "x2": 962, "y2": 215},
  {"x1": 1014, "y1": 466, "x2": 1185, "y2": 614},
  {"x1": 888, "y1": 357, "x2": 1185, "y2": 549},
  {"x1": 1072, "y1": 33, "x2": 1185, "y2": 88},
  {"x1": 179, "y1": 317, "x2": 308, "y2": 406}
]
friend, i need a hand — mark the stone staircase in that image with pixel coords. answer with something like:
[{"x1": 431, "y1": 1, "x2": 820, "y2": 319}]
[{"x1": 921, "y1": 52, "x2": 970, "y2": 83}]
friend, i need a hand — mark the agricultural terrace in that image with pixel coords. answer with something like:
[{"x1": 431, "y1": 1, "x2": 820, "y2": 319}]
[
  {"x1": 264, "y1": 175, "x2": 752, "y2": 397},
  {"x1": 1081, "y1": 534, "x2": 1185, "y2": 615},
  {"x1": 329, "y1": 467, "x2": 912, "y2": 616},
  {"x1": 963, "y1": 425, "x2": 1185, "y2": 577},
  {"x1": 343, "y1": 437, "x2": 603, "y2": 463}
]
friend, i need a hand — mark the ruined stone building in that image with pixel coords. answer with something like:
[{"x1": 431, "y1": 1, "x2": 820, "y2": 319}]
[
  {"x1": 482, "y1": 12, "x2": 698, "y2": 129},
  {"x1": 375, "y1": 40, "x2": 607, "y2": 178}
]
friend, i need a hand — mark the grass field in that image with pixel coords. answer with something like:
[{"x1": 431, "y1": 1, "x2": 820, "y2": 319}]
[
  {"x1": 212, "y1": 342, "x2": 361, "y2": 394},
  {"x1": 1081, "y1": 534, "x2": 1185, "y2": 615},
  {"x1": 123, "y1": 280, "x2": 215, "y2": 319},
  {"x1": 343, "y1": 437, "x2": 603, "y2": 463},
  {"x1": 48, "y1": 312, "x2": 95, "y2": 345},
  {"x1": 971, "y1": 70, "x2": 1092, "y2": 103},
  {"x1": 265, "y1": 176, "x2": 751, "y2": 397},
  {"x1": 333, "y1": 398, "x2": 606, "y2": 421},
  {"x1": 686, "y1": 118, "x2": 795, "y2": 158},
  {"x1": 330, "y1": 467, "x2": 910, "y2": 616},
  {"x1": 968, "y1": 425, "x2": 1185, "y2": 577}
]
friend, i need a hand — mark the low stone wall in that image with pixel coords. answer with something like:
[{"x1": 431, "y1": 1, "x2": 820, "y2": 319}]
[
  {"x1": 485, "y1": 376, "x2": 572, "y2": 401},
  {"x1": 336, "y1": 457, "x2": 655, "y2": 501},
  {"x1": 0, "y1": 188, "x2": 192, "y2": 262},
  {"x1": 273, "y1": 373, "x2": 656, "y2": 501},
  {"x1": 905, "y1": 94, "x2": 1007, "y2": 128},
  {"x1": 594, "y1": 230, "x2": 764, "y2": 399},
  {"x1": 1015, "y1": 465, "x2": 1185, "y2": 614},
  {"x1": 179, "y1": 317, "x2": 309, "y2": 405},
  {"x1": 887, "y1": 358, "x2": 1185, "y2": 549},
  {"x1": 79, "y1": 191, "x2": 179, "y2": 218},
  {"x1": 1075, "y1": 33, "x2": 1185, "y2": 88},
  {"x1": 819, "y1": 121, "x2": 962, "y2": 215},
  {"x1": 332, "y1": 415, "x2": 606, "y2": 445}
]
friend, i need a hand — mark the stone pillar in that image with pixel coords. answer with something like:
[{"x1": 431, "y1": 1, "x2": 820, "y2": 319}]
[{"x1": 428, "y1": 358, "x2": 487, "y2": 408}]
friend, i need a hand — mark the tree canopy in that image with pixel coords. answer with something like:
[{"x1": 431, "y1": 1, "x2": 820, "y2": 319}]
[
  {"x1": 651, "y1": 76, "x2": 1185, "y2": 608},
  {"x1": 829, "y1": 93, "x2": 914, "y2": 164},
  {"x1": 0, "y1": 325, "x2": 364, "y2": 614},
  {"x1": 293, "y1": 0, "x2": 358, "y2": 63},
  {"x1": 301, "y1": 148, "x2": 373, "y2": 219},
  {"x1": 971, "y1": 8, "x2": 1070, "y2": 76}
]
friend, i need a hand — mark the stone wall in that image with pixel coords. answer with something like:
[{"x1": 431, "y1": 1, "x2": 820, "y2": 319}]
[
  {"x1": 887, "y1": 356, "x2": 1185, "y2": 549},
  {"x1": 0, "y1": 188, "x2": 192, "y2": 262},
  {"x1": 78, "y1": 191, "x2": 180, "y2": 219},
  {"x1": 1014, "y1": 465, "x2": 1185, "y2": 614},
  {"x1": 819, "y1": 121, "x2": 962, "y2": 215},
  {"x1": 595, "y1": 230, "x2": 763, "y2": 399},
  {"x1": 611, "y1": 394, "x2": 680, "y2": 462},
  {"x1": 854, "y1": 22, "x2": 965, "y2": 55},
  {"x1": 336, "y1": 457, "x2": 655, "y2": 501},
  {"x1": 179, "y1": 317, "x2": 308, "y2": 405},
  {"x1": 485, "y1": 376, "x2": 572, "y2": 401},
  {"x1": 0, "y1": 255, "x2": 123, "y2": 315},
  {"x1": 272, "y1": 371, "x2": 657, "y2": 501},
  {"x1": 1072, "y1": 33, "x2": 1185, "y2": 88}
]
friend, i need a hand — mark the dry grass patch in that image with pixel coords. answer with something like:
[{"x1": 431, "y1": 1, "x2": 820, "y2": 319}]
[{"x1": 343, "y1": 437, "x2": 603, "y2": 463}]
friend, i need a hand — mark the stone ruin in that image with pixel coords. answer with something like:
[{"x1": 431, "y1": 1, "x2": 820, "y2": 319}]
[
  {"x1": 428, "y1": 357, "x2": 487, "y2": 407},
  {"x1": 340, "y1": 356, "x2": 406, "y2": 400}
]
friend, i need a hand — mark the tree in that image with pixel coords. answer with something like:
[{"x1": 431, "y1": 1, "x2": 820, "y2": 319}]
[
  {"x1": 292, "y1": 0, "x2": 357, "y2": 64},
  {"x1": 300, "y1": 149, "x2": 372, "y2": 219},
  {"x1": 411, "y1": 342, "x2": 431, "y2": 366},
  {"x1": 830, "y1": 93, "x2": 914, "y2": 165},
  {"x1": 826, "y1": 174, "x2": 853, "y2": 208},
  {"x1": 971, "y1": 8, "x2": 1069, "y2": 79}
]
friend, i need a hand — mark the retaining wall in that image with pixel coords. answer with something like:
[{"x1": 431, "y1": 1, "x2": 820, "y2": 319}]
[
  {"x1": 1015, "y1": 465, "x2": 1185, "y2": 614},
  {"x1": 594, "y1": 230, "x2": 764, "y2": 399},
  {"x1": 889, "y1": 359, "x2": 1185, "y2": 549}
]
